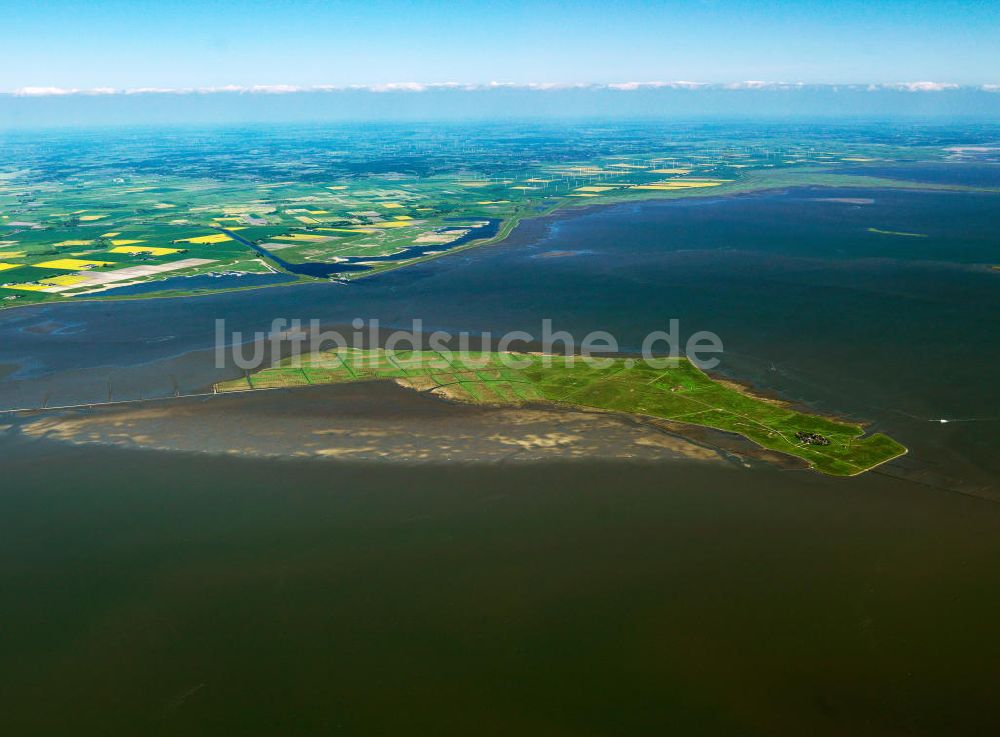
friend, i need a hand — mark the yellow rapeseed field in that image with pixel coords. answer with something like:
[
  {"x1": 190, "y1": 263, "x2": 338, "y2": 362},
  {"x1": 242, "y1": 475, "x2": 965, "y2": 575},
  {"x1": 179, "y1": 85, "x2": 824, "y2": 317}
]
[
  {"x1": 175, "y1": 234, "x2": 232, "y2": 245},
  {"x1": 110, "y1": 246, "x2": 182, "y2": 256},
  {"x1": 35, "y1": 258, "x2": 113, "y2": 270}
]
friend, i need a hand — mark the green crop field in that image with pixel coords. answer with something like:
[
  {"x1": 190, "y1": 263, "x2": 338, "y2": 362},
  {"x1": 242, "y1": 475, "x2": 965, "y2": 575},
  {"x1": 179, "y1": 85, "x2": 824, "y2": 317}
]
[{"x1": 216, "y1": 348, "x2": 907, "y2": 476}]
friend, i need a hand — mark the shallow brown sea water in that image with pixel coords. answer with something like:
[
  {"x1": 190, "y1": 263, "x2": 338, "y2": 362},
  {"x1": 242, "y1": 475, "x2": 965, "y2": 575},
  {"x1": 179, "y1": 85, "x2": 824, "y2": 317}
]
[{"x1": 1, "y1": 425, "x2": 999, "y2": 736}]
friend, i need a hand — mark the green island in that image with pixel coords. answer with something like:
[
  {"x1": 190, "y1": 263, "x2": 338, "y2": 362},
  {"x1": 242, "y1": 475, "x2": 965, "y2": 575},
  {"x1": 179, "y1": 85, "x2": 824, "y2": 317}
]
[{"x1": 216, "y1": 348, "x2": 906, "y2": 476}]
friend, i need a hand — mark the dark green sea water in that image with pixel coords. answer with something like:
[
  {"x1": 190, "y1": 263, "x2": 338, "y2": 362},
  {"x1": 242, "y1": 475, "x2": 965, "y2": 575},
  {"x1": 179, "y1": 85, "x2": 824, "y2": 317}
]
[
  {"x1": 2, "y1": 440, "x2": 1000, "y2": 736},
  {"x1": 1, "y1": 182, "x2": 998, "y2": 734}
]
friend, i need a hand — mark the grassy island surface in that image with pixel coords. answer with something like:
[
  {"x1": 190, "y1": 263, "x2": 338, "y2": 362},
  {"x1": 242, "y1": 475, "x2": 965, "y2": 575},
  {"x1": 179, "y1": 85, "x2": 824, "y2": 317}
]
[{"x1": 216, "y1": 348, "x2": 906, "y2": 476}]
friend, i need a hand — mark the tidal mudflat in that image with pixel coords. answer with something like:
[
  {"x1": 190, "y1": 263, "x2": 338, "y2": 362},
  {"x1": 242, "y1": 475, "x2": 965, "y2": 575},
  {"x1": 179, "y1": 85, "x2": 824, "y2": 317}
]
[{"x1": 10, "y1": 381, "x2": 730, "y2": 464}]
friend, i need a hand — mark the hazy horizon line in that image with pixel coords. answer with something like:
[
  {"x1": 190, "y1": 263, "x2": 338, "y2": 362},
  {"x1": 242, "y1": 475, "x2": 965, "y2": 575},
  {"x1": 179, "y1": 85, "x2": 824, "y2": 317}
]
[{"x1": 7, "y1": 81, "x2": 1000, "y2": 97}]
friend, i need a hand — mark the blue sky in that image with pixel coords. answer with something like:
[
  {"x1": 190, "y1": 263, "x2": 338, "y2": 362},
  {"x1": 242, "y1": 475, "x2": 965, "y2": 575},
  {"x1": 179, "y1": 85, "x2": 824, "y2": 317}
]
[{"x1": 2, "y1": 0, "x2": 999, "y2": 91}]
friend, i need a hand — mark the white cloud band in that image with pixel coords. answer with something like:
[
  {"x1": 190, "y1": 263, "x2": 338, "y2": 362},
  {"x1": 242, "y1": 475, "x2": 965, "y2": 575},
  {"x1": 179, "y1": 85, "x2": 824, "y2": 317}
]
[{"x1": 4, "y1": 81, "x2": 995, "y2": 97}]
